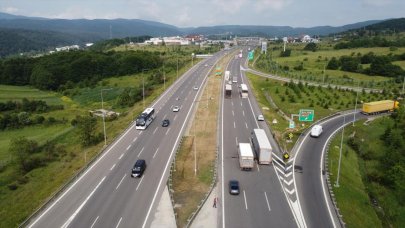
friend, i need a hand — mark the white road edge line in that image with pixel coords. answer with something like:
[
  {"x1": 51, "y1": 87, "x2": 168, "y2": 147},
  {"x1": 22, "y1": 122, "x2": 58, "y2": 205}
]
[
  {"x1": 90, "y1": 216, "x2": 99, "y2": 228},
  {"x1": 136, "y1": 176, "x2": 144, "y2": 191},
  {"x1": 243, "y1": 190, "x2": 248, "y2": 210},
  {"x1": 264, "y1": 192, "x2": 271, "y2": 212},
  {"x1": 61, "y1": 176, "x2": 106, "y2": 228},
  {"x1": 115, "y1": 217, "x2": 122, "y2": 228},
  {"x1": 116, "y1": 175, "x2": 126, "y2": 190}
]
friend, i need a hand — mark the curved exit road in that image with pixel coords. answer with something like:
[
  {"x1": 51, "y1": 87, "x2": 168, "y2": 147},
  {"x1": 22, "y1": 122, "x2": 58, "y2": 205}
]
[{"x1": 294, "y1": 111, "x2": 369, "y2": 228}]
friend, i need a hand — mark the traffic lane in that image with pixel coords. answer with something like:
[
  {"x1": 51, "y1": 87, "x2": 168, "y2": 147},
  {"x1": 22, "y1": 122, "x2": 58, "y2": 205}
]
[{"x1": 28, "y1": 125, "x2": 144, "y2": 228}]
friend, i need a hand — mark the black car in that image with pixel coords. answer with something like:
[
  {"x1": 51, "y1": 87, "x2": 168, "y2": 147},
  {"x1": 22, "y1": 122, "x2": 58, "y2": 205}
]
[
  {"x1": 162, "y1": 119, "x2": 170, "y2": 127},
  {"x1": 229, "y1": 180, "x2": 240, "y2": 195},
  {"x1": 131, "y1": 159, "x2": 146, "y2": 177}
]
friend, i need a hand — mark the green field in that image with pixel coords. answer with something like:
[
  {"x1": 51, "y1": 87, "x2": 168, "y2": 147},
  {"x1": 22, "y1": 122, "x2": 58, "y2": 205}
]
[
  {"x1": 0, "y1": 85, "x2": 62, "y2": 105},
  {"x1": 253, "y1": 44, "x2": 405, "y2": 89}
]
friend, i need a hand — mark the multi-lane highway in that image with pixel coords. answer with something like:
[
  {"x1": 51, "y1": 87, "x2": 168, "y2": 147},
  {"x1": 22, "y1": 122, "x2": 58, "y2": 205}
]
[
  {"x1": 27, "y1": 51, "x2": 227, "y2": 228},
  {"x1": 220, "y1": 49, "x2": 297, "y2": 228}
]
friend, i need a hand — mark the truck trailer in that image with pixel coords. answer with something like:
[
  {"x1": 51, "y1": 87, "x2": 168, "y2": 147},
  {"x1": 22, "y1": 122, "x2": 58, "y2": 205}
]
[
  {"x1": 225, "y1": 84, "x2": 232, "y2": 98},
  {"x1": 362, "y1": 100, "x2": 399, "y2": 115},
  {"x1": 238, "y1": 143, "x2": 254, "y2": 170},
  {"x1": 251, "y1": 129, "x2": 272, "y2": 164}
]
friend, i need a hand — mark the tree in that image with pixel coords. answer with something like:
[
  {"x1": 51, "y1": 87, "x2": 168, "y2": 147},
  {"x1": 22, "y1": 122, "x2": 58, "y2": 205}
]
[
  {"x1": 75, "y1": 115, "x2": 98, "y2": 146},
  {"x1": 9, "y1": 137, "x2": 39, "y2": 173},
  {"x1": 303, "y1": 42, "x2": 317, "y2": 52},
  {"x1": 327, "y1": 57, "x2": 339, "y2": 70},
  {"x1": 280, "y1": 49, "x2": 291, "y2": 57}
]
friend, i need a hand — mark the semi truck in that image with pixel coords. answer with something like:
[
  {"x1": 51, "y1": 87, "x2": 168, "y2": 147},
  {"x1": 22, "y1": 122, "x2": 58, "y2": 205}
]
[
  {"x1": 238, "y1": 143, "x2": 254, "y2": 170},
  {"x1": 225, "y1": 84, "x2": 232, "y2": 98},
  {"x1": 251, "y1": 129, "x2": 272, "y2": 164},
  {"x1": 362, "y1": 100, "x2": 399, "y2": 115},
  {"x1": 225, "y1": 70, "x2": 230, "y2": 81}
]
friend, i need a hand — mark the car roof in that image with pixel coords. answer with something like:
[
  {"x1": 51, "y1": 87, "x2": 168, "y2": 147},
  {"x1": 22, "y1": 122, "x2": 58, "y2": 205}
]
[{"x1": 135, "y1": 159, "x2": 145, "y2": 165}]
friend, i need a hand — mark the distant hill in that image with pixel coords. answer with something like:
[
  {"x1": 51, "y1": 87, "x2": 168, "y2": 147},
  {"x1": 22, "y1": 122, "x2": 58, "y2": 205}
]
[
  {"x1": 365, "y1": 18, "x2": 405, "y2": 32},
  {"x1": 0, "y1": 28, "x2": 85, "y2": 57}
]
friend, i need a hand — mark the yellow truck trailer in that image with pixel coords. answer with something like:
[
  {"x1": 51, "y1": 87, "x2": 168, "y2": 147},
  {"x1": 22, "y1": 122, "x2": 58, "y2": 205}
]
[{"x1": 362, "y1": 100, "x2": 399, "y2": 114}]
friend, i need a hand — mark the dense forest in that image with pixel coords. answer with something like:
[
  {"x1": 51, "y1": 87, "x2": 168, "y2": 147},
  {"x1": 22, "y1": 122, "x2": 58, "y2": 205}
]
[
  {"x1": 0, "y1": 28, "x2": 88, "y2": 57},
  {"x1": 0, "y1": 50, "x2": 163, "y2": 90}
]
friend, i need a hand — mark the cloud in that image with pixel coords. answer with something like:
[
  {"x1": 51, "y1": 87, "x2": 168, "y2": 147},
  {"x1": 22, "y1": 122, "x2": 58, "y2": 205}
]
[
  {"x1": 253, "y1": 0, "x2": 292, "y2": 12},
  {"x1": 1, "y1": 6, "x2": 19, "y2": 14},
  {"x1": 211, "y1": 0, "x2": 247, "y2": 14},
  {"x1": 361, "y1": 0, "x2": 392, "y2": 7},
  {"x1": 175, "y1": 7, "x2": 192, "y2": 26}
]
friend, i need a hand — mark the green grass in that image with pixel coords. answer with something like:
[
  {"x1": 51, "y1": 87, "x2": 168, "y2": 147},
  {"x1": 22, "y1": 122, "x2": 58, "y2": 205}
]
[
  {"x1": 0, "y1": 85, "x2": 62, "y2": 105},
  {"x1": 328, "y1": 121, "x2": 382, "y2": 228},
  {"x1": 255, "y1": 45, "x2": 405, "y2": 88}
]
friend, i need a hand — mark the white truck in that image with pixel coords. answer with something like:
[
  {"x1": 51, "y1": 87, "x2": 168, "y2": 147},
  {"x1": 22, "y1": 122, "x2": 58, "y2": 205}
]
[
  {"x1": 238, "y1": 143, "x2": 254, "y2": 170},
  {"x1": 251, "y1": 129, "x2": 272, "y2": 164},
  {"x1": 225, "y1": 70, "x2": 230, "y2": 81},
  {"x1": 225, "y1": 84, "x2": 232, "y2": 98}
]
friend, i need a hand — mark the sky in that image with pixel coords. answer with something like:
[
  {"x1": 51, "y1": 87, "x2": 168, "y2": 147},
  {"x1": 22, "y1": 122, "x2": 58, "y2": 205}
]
[{"x1": 0, "y1": 0, "x2": 404, "y2": 28}]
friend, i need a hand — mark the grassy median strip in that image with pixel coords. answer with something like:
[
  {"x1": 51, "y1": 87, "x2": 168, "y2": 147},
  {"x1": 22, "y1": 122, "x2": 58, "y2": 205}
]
[{"x1": 172, "y1": 53, "x2": 234, "y2": 227}]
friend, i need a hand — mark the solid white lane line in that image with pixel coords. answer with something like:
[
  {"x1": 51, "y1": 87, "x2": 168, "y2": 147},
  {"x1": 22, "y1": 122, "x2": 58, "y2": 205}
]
[
  {"x1": 115, "y1": 217, "x2": 122, "y2": 228},
  {"x1": 153, "y1": 148, "x2": 160, "y2": 158},
  {"x1": 234, "y1": 122, "x2": 236, "y2": 128},
  {"x1": 138, "y1": 147, "x2": 144, "y2": 157},
  {"x1": 136, "y1": 176, "x2": 144, "y2": 191},
  {"x1": 116, "y1": 175, "x2": 126, "y2": 190},
  {"x1": 90, "y1": 216, "x2": 99, "y2": 228},
  {"x1": 153, "y1": 127, "x2": 158, "y2": 135},
  {"x1": 245, "y1": 122, "x2": 248, "y2": 129},
  {"x1": 61, "y1": 176, "x2": 106, "y2": 228},
  {"x1": 264, "y1": 192, "x2": 271, "y2": 212},
  {"x1": 110, "y1": 164, "x2": 116, "y2": 171},
  {"x1": 126, "y1": 145, "x2": 131, "y2": 150},
  {"x1": 118, "y1": 153, "x2": 124, "y2": 160},
  {"x1": 166, "y1": 128, "x2": 171, "y2": 135},
  {"x1": 243, "y1": 190, "x2": 248, "y2": 210}
]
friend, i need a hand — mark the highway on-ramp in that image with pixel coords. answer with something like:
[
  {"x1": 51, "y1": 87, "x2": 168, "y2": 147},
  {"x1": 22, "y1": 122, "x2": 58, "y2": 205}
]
[{"x1": 27, "y1": 51, "x2": 227, "y2": 228}]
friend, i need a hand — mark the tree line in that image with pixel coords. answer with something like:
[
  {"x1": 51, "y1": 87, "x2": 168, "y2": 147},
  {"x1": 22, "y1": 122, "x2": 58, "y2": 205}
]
[
  {"x1": 0, "y1": 50, "x2": 163, "y2": 90},
  {"x1": 334, "y1": 36, "x2": 405, "y2": 49},
  {"x1": 327, "y1": 52, "x2": 405, "y2": 78}
]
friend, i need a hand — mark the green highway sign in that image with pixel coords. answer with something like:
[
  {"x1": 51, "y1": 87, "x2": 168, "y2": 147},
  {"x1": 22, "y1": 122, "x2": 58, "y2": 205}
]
[
  {"x1": 248, "y1": 51, "x2": 254, "y2": 60},
  {"x1": 299, "y1": 109, "x2": 314, "y2": 122}
]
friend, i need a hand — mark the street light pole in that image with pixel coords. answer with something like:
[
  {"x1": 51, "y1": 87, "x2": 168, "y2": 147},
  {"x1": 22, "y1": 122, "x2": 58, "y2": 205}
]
[
  {"x1": 335, "y1": 114, "x2": 346, "y2": 188},
  {"x1": 323, "y1": 64, "x2": 326, "y2": 84},
  {"x1": 101, "y1": 88, "x2": 112, "y2": 146},
  {"x1": 142, "y1": 69, "x2": 148, "y2": 109},
  {"x1": 353, "y1": 80, "x2": 360, "y2": 126},
  {"x1": 177, "y1": 57, "x2": 179, "y2": 81}
]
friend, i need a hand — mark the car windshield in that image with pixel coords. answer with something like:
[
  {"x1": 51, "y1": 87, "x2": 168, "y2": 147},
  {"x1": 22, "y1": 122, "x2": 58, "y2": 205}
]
[{"x1": 134, "y1": 167, "x2": 141, "y2": 171}]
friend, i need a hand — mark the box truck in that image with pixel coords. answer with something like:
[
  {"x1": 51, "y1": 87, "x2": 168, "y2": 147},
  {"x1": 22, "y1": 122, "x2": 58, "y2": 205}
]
[
  {"x1": 225, "y1": 84, "x2": 232, "y2": 98},
  {"x1": 362, "y1": 100, "x2": 399, "y2": 115},
  {"x1": 238, "y1": 143, "x2": 254, "y2": 170},
  {"x1": 251, "y1": 129, "x2": 272, "y2": 164}
]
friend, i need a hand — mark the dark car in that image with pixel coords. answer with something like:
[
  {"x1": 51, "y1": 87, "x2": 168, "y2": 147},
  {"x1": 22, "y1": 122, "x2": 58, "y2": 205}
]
[
  {"x1": 229, "y1": 180, "x2": 240, "y2": 195},
  {"x1": 131, "y1": 159, "x2": 146, "y2": 178},
  {"x1": 162, "y1": 119, "x2": 170, "y2": 127}
]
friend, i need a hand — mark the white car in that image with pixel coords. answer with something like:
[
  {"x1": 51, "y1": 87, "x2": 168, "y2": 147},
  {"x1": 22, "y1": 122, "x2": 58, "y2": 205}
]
[
  {"x1": 193, "y1": 86, "x2": 199, "y2": 90},
  {"x1": 173, "y1": 106, "x2": 180, "y2": 112},
  {"x1": 257, "y1": 115, "x2": 264, "y2": 121},
  {"x1": 310, "y1": 125, "x2": 323, "y2": 137}
]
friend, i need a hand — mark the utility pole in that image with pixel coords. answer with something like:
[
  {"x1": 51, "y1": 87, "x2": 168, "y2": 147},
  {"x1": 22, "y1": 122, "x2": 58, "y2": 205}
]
[
  {"x1": 101, "y1": 88, "x2": 112, "y2": 146},
  {"x1": 335, "y1": 115, "x2": 346, "y2": 188},
  {"x1": 353, "y1": 80, "x2": 360, "y2": 126}
]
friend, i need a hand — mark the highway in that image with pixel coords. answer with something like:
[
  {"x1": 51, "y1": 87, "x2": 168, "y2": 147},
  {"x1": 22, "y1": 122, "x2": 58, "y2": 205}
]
[
  {"x1": 220, "y1": 48, "x2": 297, "y2": 228},
  {"x1": 27, "y1": 51, "x2": 227, "y2": 228},
  {"x1": 294, "y1": 111, "x2": 368, "y2": 228}
]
